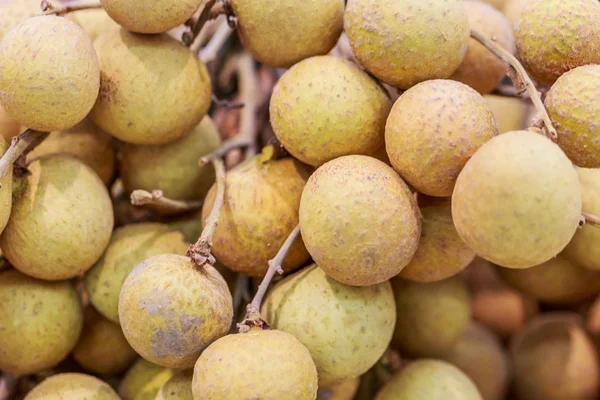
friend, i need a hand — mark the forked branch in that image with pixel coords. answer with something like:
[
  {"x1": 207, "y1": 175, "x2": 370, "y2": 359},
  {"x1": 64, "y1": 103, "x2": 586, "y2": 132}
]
[
  {"x1": 41, "y1": 0, "x2": 101, "y2": 15},
  {"x1": 130, "y1": 189, "x2": 203, "y2": 214},
  {"x1": 0, "y1": 129, "x2": 48, "y2": 187}
]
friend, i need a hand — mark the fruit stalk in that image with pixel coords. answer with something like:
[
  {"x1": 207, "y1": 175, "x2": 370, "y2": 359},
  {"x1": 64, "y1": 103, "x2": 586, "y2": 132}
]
[
  {"x1": 199, "y1": 17, "x2": 233, "y2": 63},
  {"x1": 0, "y1": 129, "x2": 48, "y2": 188},
  {"x1": 583, "y1": 212, "x2": 600, "y2": 228},
  {"x1": 130, "y1": 189, "x2": 203, "y2": 213},
  {"x1": 183, "y1": 0, "x2": 224, "y2": 48},
  {"x1": 41, "y1": 0, "x2": 101, "y2": 15}
]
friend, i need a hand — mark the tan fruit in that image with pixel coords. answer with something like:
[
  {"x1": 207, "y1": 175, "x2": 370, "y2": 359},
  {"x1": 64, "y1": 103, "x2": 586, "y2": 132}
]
[
  {"x1": 262, "y1": 264, "x2": 396, "y2": 385},
  {"x1": 345, "y1": 0, "x2": 469, "y2": 89},
  {"x1": 203, "y1": 156, "x2": 311, "y2": 277},
  {"x1": 0, "y1": 269, "x2": 83, "y2": 374},
  {"x1": 483, "y1": 94, "x2": 529, "y2": 133},
  {"x1": 375, "y1": 359, "x2": 482, "y2": 400},
  {"x1": 24, "y1": 373, "x2": 120, "y2": 400},
  {"x1": 231, "y1": 0, "x2": 344, "y2": 68},
  {"x1": 66, "y1": 8, "x2": 122, "y2": 41},
  {"x1": 452, "y1": 130, "x2": 582, "y2": 268},
  {"x1": 503, "y1": 0, "x2": 529, "y2": 27},
  {"x1": 0, "y1": 156, "x2": 113, "y2": 280},
  {"x1": 386, "y1": 80, "x2": 498, "y2": 197},
  {"x1": 90, "y1": 29, "x2": 211, "y2": 145},
  {"x1": 0, "y1": 0, "x2": 45, "y2": 40},
  {"x1": 0, "y1": 137, "x2": 12, "y2": 234},
  {"x1": 0, "y1": 16, "x2": 99, "y2": 132},
  {"x1": 514, "y1": 0, "x2": 600, "y2": 85},
  {"x1": 317, "y1": 377, "x2": 360, "y2": 400},
  {"x1": 270, "y1": 56, "x2": 392, "y2": 167},
  {"x1": 0, "y1": 103, "x2": 20, "y2": 141},
  {"x1": 119, "y1": 359, "x2": 175, "y2": 400},
  {"x1": 586, "y1": 296, "x2": 600, "y2": 352},
  {"x1": 479, "y1": 0, "x2": 507, "y2": 8},
  {"x1": 155, "y1": 370, "x2": 193, "y2": 400}
]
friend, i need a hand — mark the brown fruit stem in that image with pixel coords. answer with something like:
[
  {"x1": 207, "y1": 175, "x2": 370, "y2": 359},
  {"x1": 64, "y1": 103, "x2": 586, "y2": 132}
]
[
  {"x1": 470, "y1": 28, "x2": 557, "y2": 139},
  {"x1": 41, "y1": 0, "x2": 101, "y2": 15},
  {"x1": 0, "y1": 129, "x2": 48, "y2": 188},
  {"x1": 583, "y1": 212, "x2": 600, "y2": 228},
  {"x1": 130, "y1": 189, "x2": 203, "y2": 213},
  {"x1": 0, "y1": 373, "x2": 20, "y2": 400},
  {"x1": 183, "y1": 0, "x2": 230, "y2": 48},
  {"x1": 199, "y1": 17, "x2": 234, "y2": 63},
  {"x1": 186, "y1": 156, "x2": 225, "y2": 266}
]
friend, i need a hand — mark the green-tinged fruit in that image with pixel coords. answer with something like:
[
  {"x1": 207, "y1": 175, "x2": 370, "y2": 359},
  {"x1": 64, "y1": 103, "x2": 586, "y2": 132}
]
[
  {"x1": 0, "y1": 137, "x2": 12, "y2": 234},
  {"x1": 119, "y1": 358, "x2": 174, "y2": 400},
  {"x1": 155, "y1": 370, "x2": 193, "y2": 400},
  {"x1": 317, "y1": 377, "x2": 361, "y2": 400},
  {"x1": 483, "y1": 94, "x2": 529, "y2": 133},
  {"x1": 66, "y1": 7, "x2": 121, "y2": 41},
  {"x1": 24, "y1": 373, "x2": 120, "y2": 400}
]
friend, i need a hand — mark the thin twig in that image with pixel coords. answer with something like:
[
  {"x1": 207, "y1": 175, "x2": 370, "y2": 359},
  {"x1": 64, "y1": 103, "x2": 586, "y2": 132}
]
[
  {"x1": 0, "y1": 129, "x2": 48, "y2": 188},
  {"x1": 41, "y1": 0, "x2": 101, "y2": 15},
  {"x1": 200, "y1": 17, "x2": 233, "y2": 63},
  {"x1": 470, "y1": 29, "x2": 557, "y2": 139},
  {"x1": 583, "y1": 212, "x2": 600, "y2": 228},
  {"x1": 183, "y1": 0, "x2": 219, "y2": 47},
  {"x1": 212, "y1": 94, "x2": 244, "y2": 109},
  {"x1": 130, "y1": 189, "x2": 203, "y2": 213}
]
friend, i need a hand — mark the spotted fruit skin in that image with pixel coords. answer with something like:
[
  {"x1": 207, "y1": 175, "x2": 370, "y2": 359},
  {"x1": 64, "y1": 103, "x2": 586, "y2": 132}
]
[{"x1": 24, "y1": 373, "x2": 120, "y2": 400}]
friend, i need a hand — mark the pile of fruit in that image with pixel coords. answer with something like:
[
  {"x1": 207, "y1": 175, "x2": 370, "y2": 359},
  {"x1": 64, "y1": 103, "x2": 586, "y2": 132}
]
[{"x1": 1, "y1": 0, "x2": 600, "y2": 398}]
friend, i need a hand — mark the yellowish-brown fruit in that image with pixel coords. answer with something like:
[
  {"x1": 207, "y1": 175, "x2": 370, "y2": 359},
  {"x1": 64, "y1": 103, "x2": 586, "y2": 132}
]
[
  {"x1": 511, "y1": 313, "x2": 599, "y2": 400},
  {"x1": 479, "y1": 0, "x2": 508, "y2": 8},
  {"x1": 586, "y1": 296, "x2": 600, "y2": 352},
  {"x1": 0, "y1": 0, "x2": 45, "y2": 40},
  {"x1": 231, "y1": 0, "x2": 344, "y2": 68},
  {"x1": 262, "y1": 264, "x2": 396, "y2": 385},
  {"x1": 119, "y1": 358, "x2": 175, "y2": 400},
  {"x1": 0, "y1": 269, "x2": 83, "y2": 374},
  {"x1": 0, "y1": 103, "x2": 20, "y2": 141},
  {"x1": 27, "y1": 119, "x2": 116, "y2": 185},
  {"x1": 0, "y1": 156, "x2": 113, "y2": 280},
  {"x1": 24, "y1": 373, "x2": 120, "y2": 400},
  {"x1": 483, "y1": 94, "x2": 529, "y2": 133},
  {"x1": 452, "y1": 130, "x2": 582, "y2": 268},
  {"x1": 375, "y1": 359, "x2": 483, "y2": 400},
  {"x1": 344, "y1": 0, "x2": 470, "y2": 89},
  {"x1": 503, "y1": 0, "x2": 529, "y2": 27},
  {"x1": 90, "y1": 29, "x2": 211, "y2": 145},
  {"x1": 202, "y1": 156, "x2": 311, "y2": 277},
  {"x1": 66, "y1": 8, "x2": 121, "y2": 41},
  {"x1": 0, "y1": 16, "x2": 100, "y2": 132},
  {"x1": 119, "y1": 254, "x2": 233, "y2": 368},
  {"x1": 514, "y1": 0, "x2": 600, "y2": 85},
  {"x1": 317, "y1": 377, "x2": 361, "y2": 400},
  {"x1": 386, "y1": 80, "x2": 498, "y2": 197},
  {"x1": 155, "y1": 370, "x2": 193, "y2": 400},
  {"x1": 450, "y1": 1, "x2": 514, "y2": 94},
  {"x1": 300, "y1": 155, "x2": 421, "y2": 286},
  {"x1": 270, "y1": 55, "x2": 392, "y2": 167},
  {"x1": 192, "y1": 328, "x2": 318, "y2": 399},
  {"x1": 0, "y1": 137, "x2": 12, "y2": 234},
  {"x1": 72, "y1": 307, "x2": 138, "y2": 375}
]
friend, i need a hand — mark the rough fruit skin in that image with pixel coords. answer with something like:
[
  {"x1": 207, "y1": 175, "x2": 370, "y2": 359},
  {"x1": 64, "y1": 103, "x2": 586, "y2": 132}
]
[
  {"x1": 300, "y1": 155, "x2": 421, "y2": 286},
  {"x1": 0, "y1": 103, "x2": 20, "y2": 140},
  {"x1": 450, "y1": 1, "x2": 515, "y2": 94},
  {"x1": 0, "y1": 269, "x2": 83, "y2": 374},
  {"x1": 192, "y1": 329, "x2": 318, "y2": 400},
  {"x1": 262, "y1": 265, "x2": 396, "y2": 385},
  {"x1": 0, "y1": 137, "x2": 12, "y2": 234},
  {"x1": 317, "y1": 377, "x2": 360, "y2": 400},
  {"x1": 270, "y1": 55, "x2": 392, "y2": 167},
  {"x1": 90, "y1": 29, "x2": 212, "y2": 145},
  {"x1": 514, "y1": 0, "x2": 600, "y2": 85},
  {"x1": 156, "y1": 370, "x2": 194, "y2": 400},
  {"x1": 24, "y1": 373, "x2": 120, "y2": 400},
  {"x1": 452, "y1": 131, "x2": 582, "y2": 269},
  {"x1": 344, "y1": 0, "x2": 469, "y2": 89},
  {"x1": 66, "y1": 8, "x2": 121, "y2": 41},
  {"x1": 0, "y1": 16, "x2": 100, "y2": 132},
  {"x1": 544, "y1": 65, "x2": 600, "y2": 168},
  {"x1": 483, "y1": 94, "x2": 529, "y2": 133},
  {"x1": 85, "y1": 223, "x2": 188, "y2": 323},
  {"x1": 231, "y1": 0, "x2": 344, "y2": 68},
  {"x1": 386, "y1": 80, "x2": 498, "y2": 197},
  {"x1": 375, "y1": 359, "x2": 483, "y2": 400},
  {"x1": 0, "y1": 156, "x2": 114, "y2": 280},
  {"x1": 0, "y1": 0, "x2": 42, "y2": 40},
  {"x1": 119, "y1": 254, "x2": 233, "y2": 368},
  {"x1": 119, "y1": 359, "x2": 174, "y2": 400},
  {"x1": 202, "y1": 157, "x2": 311, "y2": 277}
]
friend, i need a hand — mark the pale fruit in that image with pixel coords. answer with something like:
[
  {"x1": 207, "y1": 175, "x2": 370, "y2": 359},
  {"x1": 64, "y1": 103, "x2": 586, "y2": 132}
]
[
  {"x1": 0, "y1": 137, "x2": 12, "y2": 234},
  {"x1": 503, "y1": 0, "x2": 530, "y2": 27},
  {"x1": 119, "y1": 359, "x2": 174, "y2": 400},
  {"x1": 66, "y1": 8, "x2": 121, "y2": 41},
  {"x1": 24, "y1": 373, "x2": 120, "y2": 400},
  {"x1": 0, "y1": 0, "x2": 42, "y2": 40},
  {"x1": 483, "y1": 94, "x2": 529, "y2": 133},
  {"x1": 480, "y1": 0, "x2": 507, "y2": 8},
  {"x1": 155, "y1": 370, "x2": 193, "y2": 400},
  {"x1": 0, "y1": 103, "x2": 20, "y2": 141}
]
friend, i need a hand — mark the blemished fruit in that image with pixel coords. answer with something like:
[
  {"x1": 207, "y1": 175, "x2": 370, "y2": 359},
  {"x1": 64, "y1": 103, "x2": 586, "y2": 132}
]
[
  {"x1": 121, "y1": 116, "x2": 221, "y2": 205},
  {"x1": 66, "y1": 8, "x2": 121, "y2": 41},
  {"x1": 90, "y1": 29, "x2": 212, "y2": 145},
  {"x1": 24, "y1": 373, "x2": 120, "y2": 400},
  {"x1": 544, "y1": 65, "x2": 600, "y2": 168},
  {"x1": 0, "y1": 156, "x2": 114, "y2": 280},
  {"x1": 72, "y1": 307, "x2": 138, "y2": 375},
  {"x1": 399, "y1": 201, "x2": 475, "y2": 283},
  {"x1": 0, "y1": 103, "x2": 20, "y2": 140},
  {"x1": 270, "y1": 56, "x2": 392, "y2": 167},
  {"x1": 0, "y1": 137, "x2": 12, "y2": 234},
  {"x1": 483, "y1": 94, "x2": 529, "y2": 133},
  {"x1": 386, "y1": 79, "x2": 498, "y2": 197},
  {"x1": 514, "y1": 0, "x2": 600, "y2": 85},
  {"x1": 262, "y1": 264, "x2": 396, "y2": 385},
  {"x1": 452, "y1": 130, "x2": 582, "y2": 269},
  {"x1": 344, "y1": 0, "x2": 469, "y2": 89},
  {"x1": 441, "y1": 323, "x2": 510, "y2": 400},
  {"x1": 503, "y1": 0, "x2": 529, "y2": 27},
  {"x1": 231, "y1": 0, "x2": 344, "y2": 68},
  {"x1": 299, "y1": 155, "x2": 421, "y2": 286},
  {"x1": 85, "y1": 223, "x2": 188, "y2": 323},
  {"x1": 155, "y1": 370, "x2": 193, "y2": 400},
  {"x1": 202, "y1": 156, "x2": 311, "y2": 277},
  {"x1": 375, "y1": 359, "x2": 483, "y2": 400},
  {"x1": 192, "y1": 328, "x2": 318, "y2": 399},
  {"x1": 119, "y1": 359, "x2": 174, "y2": 400},
  {"x1": 511, "y1": 313, "x2": 599, "y2": 400},
  {"x1": 27, "y1": 119, "x2": 116, "y2": 185},
  {"x1": 0, "y1": 269, "x2": 83, "y2": 374},
  {"x1": 450, "y1": 1, "x2": 514, "y2": 94},
  {"x1": 317, "y1": 377, "x2": 361, "y2": 400},
  {"x1": 0, "y1": 0, "x2": 45, "y2": 41},
  {"x1": 0, "y1": 16, "x2": 100, "y2": 132},
  {"x1": 119, "y1": 254, "x2": 233, "y2": 368}
]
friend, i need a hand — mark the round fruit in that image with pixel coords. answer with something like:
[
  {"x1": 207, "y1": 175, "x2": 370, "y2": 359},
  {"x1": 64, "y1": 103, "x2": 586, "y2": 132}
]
[
  {"x1": 192, "y1": 328, "x2": 318, "y2": 399},
  {"x1": 0, "y1": 137, "x2": 12, "y2": 234},
  {"x1": 0, "y1": 0, "x2": 45, "y2": 41},
  {"x1": 66, "y1": 8, "x2": 121, "y2": 41},
  {"x1": 90, "y1": 29, "x2": 211, "y2": 145},
  {"x1": 270, "y1": 55, "x2": 392, "y2": 167},
  {"x1": 119, "y1": 254, "x2": 233, "y2": 368},
  {"x1": 385, "y1": 80, "x2": 498, "y2": 197},
  {"x1": 0, "y1": 103, "x2": 20, "y2": 140},
  {"x1": 0, "y1": 156, "x2": 114, "y2": 280},
  {"x1": 0, "y1": 269, "x2": 83, "y2": 374},
  {"x1": 483, "y1": 94, "x2": 529, "y2": 133},
  {"x1": 0, "y1": 16, "x2": 100, "y2": 132},
  {"x1": 24, "y1": 373, "x2": 120, "y2": 400},
  {"x1": 203, "y1": 156, "x2": 311, "y2": 277},
  {"x1": 156, "y1": 370, "x2": 194, "y2": 400},
  {"x1": 344, "y1": 0, "x2": 469, "y2": 89},
  {"x1": 452, "y1": 130, "x2": 582, "y2": 269},
  {"x1": 262, "y1": 264, "x2": 396, "y2": 385},
  {"x1": 503, "y1": 0, "x2": 529, "y2": 27},
  {"x1": 119, "y1": 358, "x2": 174, "y2": 400},
  {"x1": 300, "y1": 155, "x2": 421, "y2": 286},
  {"x1": 231, "y1": 0, "x2": 344, "y2": 68},
  {"x1": 514, "y1": 0, "x2": 600, "y2": 85},
  {"x1": 317, "y1": 377, "x2": 360, "y2": 400}
]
